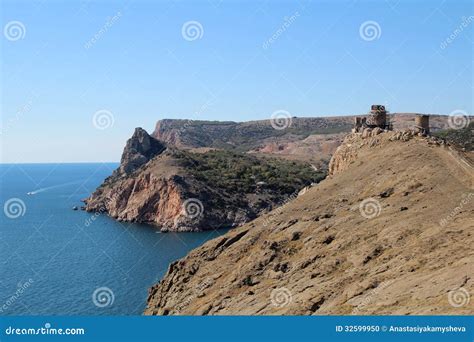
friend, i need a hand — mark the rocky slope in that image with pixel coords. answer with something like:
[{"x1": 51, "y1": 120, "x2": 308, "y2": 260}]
[
  {"x1": 145, "y1": 130, "x2": 474, "y2": 315},
  {"x1": 85, "y1": 128, "x2": 323, "y2": 231}
]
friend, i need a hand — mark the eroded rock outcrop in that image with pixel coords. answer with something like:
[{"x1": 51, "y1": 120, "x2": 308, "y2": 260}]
[
  {"x1": 115, "y1": 127, "x2": 166, "y2": 176},
  {"x1": 328, "y1": 130, "x2": 448, "y2": 176}
]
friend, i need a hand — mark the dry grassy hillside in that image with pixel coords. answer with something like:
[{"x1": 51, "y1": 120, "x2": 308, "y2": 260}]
[{"x1": 145, "y1": 131, "x2": 473, "y2": 315}]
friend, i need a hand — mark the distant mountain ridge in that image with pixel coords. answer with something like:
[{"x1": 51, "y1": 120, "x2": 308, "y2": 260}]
[
  {"x1": 152, "y1": 114, "x2": 453, "y2": 149},
  {"x1": 152, "y1": 114, "x2": 455, "y2": 168}
]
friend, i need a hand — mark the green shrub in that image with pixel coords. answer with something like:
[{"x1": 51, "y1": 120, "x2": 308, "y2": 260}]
[{"x1": 173, "y1": 149, "x2": 325, "y2": 196}]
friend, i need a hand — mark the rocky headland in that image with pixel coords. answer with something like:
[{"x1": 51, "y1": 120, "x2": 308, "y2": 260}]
[{"x1": 84, "y1": 128, "x2": 323, "y2": 231}]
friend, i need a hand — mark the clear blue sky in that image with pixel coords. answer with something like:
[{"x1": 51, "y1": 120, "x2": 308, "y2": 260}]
[{"x1": 1, "y1": 0, "x2": 472, "y2": 162}]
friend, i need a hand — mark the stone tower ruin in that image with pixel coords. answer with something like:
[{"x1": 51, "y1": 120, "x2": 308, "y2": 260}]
[
  {"x1": 367, "y1": 105, "x2": 388, "y2": 129},
  {"x1": 414, "y1": 114, "x2": 430, "y2": 135},
  {"x1": 353, "y1": 105, "x2": 392, "y2": 132}
]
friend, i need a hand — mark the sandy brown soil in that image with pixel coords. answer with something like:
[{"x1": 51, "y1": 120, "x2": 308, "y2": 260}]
[{"x1": 145, "y1": 131, "x2": 474, "y2": 315}]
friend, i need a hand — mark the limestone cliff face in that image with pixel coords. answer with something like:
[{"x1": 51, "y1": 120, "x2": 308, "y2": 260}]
[
  {"x1": 327, "y1": 137, "x2": 360, "y2": 177},
  {"x1": 86, "y1": 163, "x2": 257, "y2": 232},
  {"x1": 152, "y1": 120, "x2": 189, "y2": 148},
  {"x1": 85, "y1": 144, "x2": 198, "y2": 230},
  {"x1": 86, "y1": 173, "x2": 186, "y2": 228},
  {"x1": 85, "y1": 128, "x2": 208, "y2": 231},
  {"x1": 327, "y1": 130, "x2": 383, "y2": 176},
  {"x1": 115, "y1": 127, "x2": 166, "y2": 176},
  {"x1": 145, "y1": 131, "x2": 473, "y2": 315}
]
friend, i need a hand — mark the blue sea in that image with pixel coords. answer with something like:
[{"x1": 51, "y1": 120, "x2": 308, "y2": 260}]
[{"x1": 0, "y1": 163, "x2": 227, "y2": 315}]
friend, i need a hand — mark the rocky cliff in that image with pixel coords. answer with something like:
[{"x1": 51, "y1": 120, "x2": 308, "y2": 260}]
[
  {"x1": 145, "y1": 130, "x2": 473, "y2": 315},
  {"x1": 85, "y1": 128, "x2": 323, "y2": 231},
  {"x1": 115, "y1": 127, "x2": 166, "y2": 176}
]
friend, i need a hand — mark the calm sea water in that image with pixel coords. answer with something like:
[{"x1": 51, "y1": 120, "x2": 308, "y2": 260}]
[{"x1": 0, "y1": 163, "x2": 227, "y2": 315}]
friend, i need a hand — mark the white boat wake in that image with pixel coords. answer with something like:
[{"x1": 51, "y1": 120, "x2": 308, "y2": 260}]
[{"x1": 27, "y1": 180, "x2": 83, "y2": 195}]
